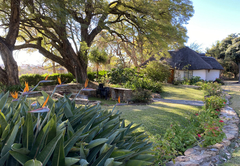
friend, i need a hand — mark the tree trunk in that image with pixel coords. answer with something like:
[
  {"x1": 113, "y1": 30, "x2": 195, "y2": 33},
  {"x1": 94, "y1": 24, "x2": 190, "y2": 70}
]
[
  {"x1": 0, "y1": 48, "x2": 19, "y2": 85},
  {"x1": 238, "y1": 63, "x2": 240, "y2": 83},
  {"x1": 96, "y1": 63, "x2": 99, "y2": 79},
  {"x1": 52, "y1": 61, "x2": 56, "y2": 73},
  {"x1": 0, "y1": 0, "x2": 20, "y2": 86}
]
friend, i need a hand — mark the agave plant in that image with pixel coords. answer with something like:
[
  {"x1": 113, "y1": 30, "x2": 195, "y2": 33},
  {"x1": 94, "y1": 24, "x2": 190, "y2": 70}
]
[{"x1": 0, "y1": 90, "x2": 154, "y2": 166}]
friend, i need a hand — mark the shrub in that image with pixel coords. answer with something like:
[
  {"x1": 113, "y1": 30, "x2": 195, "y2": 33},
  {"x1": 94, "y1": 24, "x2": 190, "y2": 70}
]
[
  {"x1": 131, "y1": 89, "x2": 152, "y2": 103},
  {"x1": 183, "y1": 76, "x2": 202, "y2": 85},
  {"x1": 204, "y1": 96, "x2": 226, "y2": 110},
  {"x1": 0, "y1": 90, "x2": 154, "y2": 166},
  {"x1": 196, "y1": 113, "x2": 226, "y2": 147},
  {"x1": 125, "y1": 77, "x2": 163, "y2": 93},
  {"x1": 87, "y1": 70, "x2": 108, "y2": 81},
  {"x1": 153, "y1": 109, "x2": 226, "y2": 165},
  {"x1": 143, "y1": 61, "x2": 170, "y2": 82},
  {"x1": 214, "y1": 78, "x2": 224, "y2": 85},
  {"x1": 19, "y1": 74, "x2": 44, "y2": 86},
  {"x1": 20, "y1": 73, "x2": 75, "y2": 86},
  {"x1": 108, "y1": 68, "x2": 137, "y2": 84},
  {"x1": 202, "y1": 82, "x2": 222, "y2": 96},
  {"x1": 0, "y1": 83, "x2": 24, "y2": 93}
]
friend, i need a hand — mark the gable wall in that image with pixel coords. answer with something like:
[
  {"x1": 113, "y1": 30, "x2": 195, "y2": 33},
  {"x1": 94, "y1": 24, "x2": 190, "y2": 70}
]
[{"x1": 206, "y1": 70, "x2": 220, "y2": 81}]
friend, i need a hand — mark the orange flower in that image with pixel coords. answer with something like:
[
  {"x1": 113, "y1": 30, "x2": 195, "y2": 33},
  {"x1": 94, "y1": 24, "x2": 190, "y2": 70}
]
[
  {"x1": 118, "y1": 96, "x2": 120, "y2": 103},
  {"x1": 42, "y1": 95, "x2": 49, "y2": 108},
  {"x1": 57, "y1": 77, "x2": 62, "y2": 85},
  {"x1": 23, "y1": 82, "x2": 29, "y2": 92},
  {"x1": 10, "y1": 91, "x2": 18, "y2": 99},
  {"x1": 45, "y1": 74, "x2": 49, "y2": 80},
  {"x1": 85, "y1": 78, "x2": 89, "y2": 88}
]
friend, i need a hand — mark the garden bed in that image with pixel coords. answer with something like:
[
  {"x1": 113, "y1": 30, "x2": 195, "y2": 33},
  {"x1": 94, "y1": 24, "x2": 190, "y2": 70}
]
[{"x1": 167, "y1": 103, "x2": 239, "y2": 166}]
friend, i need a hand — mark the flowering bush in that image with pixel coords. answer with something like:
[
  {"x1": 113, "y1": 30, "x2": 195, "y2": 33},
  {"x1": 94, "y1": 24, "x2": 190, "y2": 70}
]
[
  {"x1": 199, "y1": 118, "x2": 225, "y2": 147},
  {"x1": 152, "y1": 109, "x2": 226, "y2": 164},
  {"x1": 202, "y1": 82, "x2": 222, "y2": 96},
  {"x1": 204, "y1": 95, "x2": 226, "y2": 110}
]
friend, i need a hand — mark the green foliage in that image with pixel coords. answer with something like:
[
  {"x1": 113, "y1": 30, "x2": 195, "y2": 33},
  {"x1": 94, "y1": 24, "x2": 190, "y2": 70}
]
[
  {"x1": 206, "y1": 33, "x2": 240, "y2": 80},
  {"x1": 0, "y1": 89, "x2": 154, "y2": 165},
  {"x1": 87, "y1": 70, "x2": 108, "y2": 82},
  {"x1": 214, "y1": 78, "x2": 224, "y2": 85},
  {"x1": 202, "y1": 82, "x2": 223, "y2": 96},
  {"x1": 19, "y1": 73, "x2": 75, "y2": 86},
  {"x1": 131, "y1": 89, "x2": 152, "y2": 103},
  {"x1": 0, "y1": 83, "x2": 24, "y2": 93},
  {"x1": 204, "y1": 96, "x2": 226, "y2": 110},
  {"x1": 182, "y1": 76, "x2": 202, "y2": 85},
  {"x1": 196, "y1": 113, "x2": 226, "y2": 147},
  {"x1": 143, "y1": 61, "x2": 170, "y2": 82},
  {"x1": 125, "y1": 77, "x2": 163, "y2": 93},
  {"x1": 152, "y1": 107, "x2": 226, "y2": 165},
  {"x1": 108, "y1": 68, "x2": 138, "y2": 84},
  {"x1": 89, "y1": 47, "x2": 108, "y2": 65}
]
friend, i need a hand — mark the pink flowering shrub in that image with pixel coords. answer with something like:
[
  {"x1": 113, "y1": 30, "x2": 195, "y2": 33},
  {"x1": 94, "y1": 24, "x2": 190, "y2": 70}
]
[
  {"x1": 202, "y1": 82, "x2": 222, "y2": 96},
  {"x1": 204, "y1": 95, "x2": 226, "y2": 110}
]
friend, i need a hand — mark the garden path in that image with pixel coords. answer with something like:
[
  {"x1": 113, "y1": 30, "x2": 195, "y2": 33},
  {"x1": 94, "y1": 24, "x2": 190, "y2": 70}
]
[{"x1": 152, "y1": 98, "x2": 204, "y2": 106}]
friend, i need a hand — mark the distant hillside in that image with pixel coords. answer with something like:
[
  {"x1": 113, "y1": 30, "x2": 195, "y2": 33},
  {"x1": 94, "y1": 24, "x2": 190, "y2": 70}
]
[{"x1": 18, "y1": 64, "x2": 68, "y2": 76}]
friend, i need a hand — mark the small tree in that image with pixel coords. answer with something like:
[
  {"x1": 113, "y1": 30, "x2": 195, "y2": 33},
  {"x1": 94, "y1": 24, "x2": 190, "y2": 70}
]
[
  {"x1": 143, "y1": 61, "x2": 170, "y2": 82},
  {"x1": 89, "y1": 48, "x2": 108, "y2": 78}
]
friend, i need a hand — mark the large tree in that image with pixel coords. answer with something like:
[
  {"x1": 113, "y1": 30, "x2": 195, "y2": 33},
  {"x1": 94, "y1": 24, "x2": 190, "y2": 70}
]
[
  {"x1": 15, "y1": 0, "x2": 194, "y2": 82},
  {"x1": 225, "y1": 35, "x2": 240, "y2": 82},
  {"x1": 0, "y1": 0, "x2": 21, "y2": 85},
  {"x1": 206, "y1": 33, "x2": 240, "y2": 81}
]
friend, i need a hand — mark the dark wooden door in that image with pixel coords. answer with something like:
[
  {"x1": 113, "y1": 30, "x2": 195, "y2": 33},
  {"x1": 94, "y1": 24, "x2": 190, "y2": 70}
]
[{"x1": 167, "y1": 69, "x2": 174, "y2": 83}]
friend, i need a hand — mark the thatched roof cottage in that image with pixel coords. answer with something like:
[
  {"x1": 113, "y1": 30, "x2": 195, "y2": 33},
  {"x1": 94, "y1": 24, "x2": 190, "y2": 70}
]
[{"x1": 141, "y1": 47, "x2": 223, "y2": 83}]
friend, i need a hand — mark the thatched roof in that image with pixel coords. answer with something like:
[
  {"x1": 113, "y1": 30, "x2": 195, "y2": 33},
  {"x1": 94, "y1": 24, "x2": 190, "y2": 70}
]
[
  {"x1": 200, "y1": 56, "x2": 224, "y2": 70},
  {"x1": 140, "y1": 47, "x2": 223, "y2": 70}
]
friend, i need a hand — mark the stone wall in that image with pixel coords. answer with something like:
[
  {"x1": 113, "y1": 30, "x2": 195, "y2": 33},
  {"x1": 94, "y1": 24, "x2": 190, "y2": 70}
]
[{"x1": 167, "y1": 97, "x2": 239, "y2": 166}]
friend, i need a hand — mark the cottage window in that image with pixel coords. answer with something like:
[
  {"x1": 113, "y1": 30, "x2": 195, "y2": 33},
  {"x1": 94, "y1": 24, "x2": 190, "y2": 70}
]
[{"x1": 184, "y1": 70, "x2": 193, "y2": 79}]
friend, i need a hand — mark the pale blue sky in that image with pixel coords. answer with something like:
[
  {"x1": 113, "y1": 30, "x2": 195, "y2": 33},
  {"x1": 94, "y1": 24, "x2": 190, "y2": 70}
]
[
  {"x1": 1, "y1": 0, "x2": 240, "y2": 65},
  {"x1": 185, "y1": 0, "x2": 240, "y2": 51}
]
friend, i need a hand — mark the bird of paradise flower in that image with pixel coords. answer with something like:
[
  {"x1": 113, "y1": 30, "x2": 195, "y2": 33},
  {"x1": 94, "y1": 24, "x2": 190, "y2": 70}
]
[
  {"x1": 10, "y1": 91, "x2": 18, "y2": 101},
  {"x1": 29, "y1": 95, "x2": 50, "y2": 113}
]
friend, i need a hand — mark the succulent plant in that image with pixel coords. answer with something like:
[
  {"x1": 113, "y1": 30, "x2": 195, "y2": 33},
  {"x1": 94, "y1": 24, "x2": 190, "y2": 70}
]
[{"x1": 0, "y1": 90, "x2": 154, "y2": 166}]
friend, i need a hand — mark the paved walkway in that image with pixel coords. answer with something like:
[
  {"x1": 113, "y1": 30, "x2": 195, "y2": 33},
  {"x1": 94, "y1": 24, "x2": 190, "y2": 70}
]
[{"x1": 153, "y1": 98, "x2": 204, "y2": 106}]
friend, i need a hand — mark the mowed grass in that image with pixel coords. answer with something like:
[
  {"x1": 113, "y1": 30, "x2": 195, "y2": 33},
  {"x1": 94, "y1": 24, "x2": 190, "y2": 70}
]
[
  {"x1": 161, "y1": 84, "x2": 204, "y2": 101},
  {"x1": 221, "y1": 147, "x2": 240, "y2": 166},
  {"x1": 102, "y1": 102, "x2": 201, "y2": 136}
]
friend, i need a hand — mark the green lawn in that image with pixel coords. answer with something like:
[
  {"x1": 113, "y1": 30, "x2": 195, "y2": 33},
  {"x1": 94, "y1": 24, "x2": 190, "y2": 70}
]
[
  {"x1": 161, "y1": 84, "x2": 204, "y2": 101},
  {"x1": 102, "y1": 102, "x2": 201, "y2": 136},
  {"x1": 221, "y1": 147, "x2": 240, "y2": 166}
]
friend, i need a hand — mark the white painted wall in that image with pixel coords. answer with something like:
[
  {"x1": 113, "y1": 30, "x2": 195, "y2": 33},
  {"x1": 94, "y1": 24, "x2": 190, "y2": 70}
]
[
  {"x1": 206, "y1": 70, "x2": 220, "y2": 81},
  {"x1": 174, "y1": 69, "x2": 221, "y2": 81},
  {"x1": 174, "y1": 70, "x2": 184, "y2": 80},
  {"x1": 193, "y1": 70, "x2": 207, "y2": 80}
]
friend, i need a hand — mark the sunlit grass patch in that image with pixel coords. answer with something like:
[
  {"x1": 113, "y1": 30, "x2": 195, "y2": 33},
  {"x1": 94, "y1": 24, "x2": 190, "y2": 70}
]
[{"x1": 161, "y1": 84, "x2": 204, "y2": 101}]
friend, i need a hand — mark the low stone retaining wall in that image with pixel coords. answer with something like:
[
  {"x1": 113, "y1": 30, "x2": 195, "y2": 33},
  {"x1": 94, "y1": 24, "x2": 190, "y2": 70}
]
[{"x1": 167, "y1": 99, "x2": 239, "y2": 166}]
